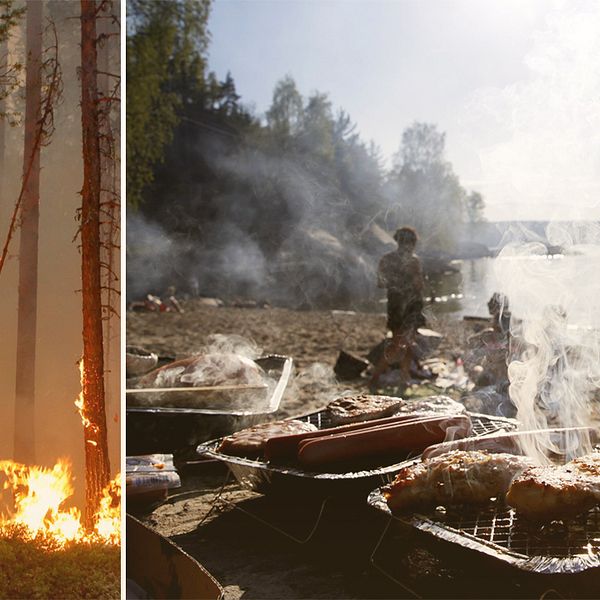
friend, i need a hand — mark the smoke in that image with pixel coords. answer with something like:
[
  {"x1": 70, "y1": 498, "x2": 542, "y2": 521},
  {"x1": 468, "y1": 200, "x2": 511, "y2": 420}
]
[
  {"x1": 287, "y1": 362, "x2": 341, "y2": 408},
  {"x1": 459, "y1": 2, "x2": 600, "y2": 462},
  {"x1": 0, "y1": 1, "x2": 120, "y2": 510},
  {"x1": 200, "y1": 333, "x2": 262, "y2": 359},
  {"x1": 128, "y1": 143, "x2": 383, "y2": 308},
  {"x1": 493, "y1": 223, "x2": 600, "y2": 462},
  {"x1": 462, "y1": 2, "x2": 600, "y2": 220},
  {"x1": 126, "y1": 212, "x2": 180, "y2": 299},
  {"x1": 126, "y1": 210, "x2": 272, "y2": 301}
]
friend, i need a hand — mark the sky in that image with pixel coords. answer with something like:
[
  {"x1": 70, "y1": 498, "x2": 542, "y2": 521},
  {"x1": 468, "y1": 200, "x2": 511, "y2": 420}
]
[{"x1": 207, "y1": 0, "x2": 600, "y2": 221}]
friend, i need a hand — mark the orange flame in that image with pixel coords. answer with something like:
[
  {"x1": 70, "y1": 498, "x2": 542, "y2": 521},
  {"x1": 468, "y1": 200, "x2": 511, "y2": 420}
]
[
  {"x1": 0, "y1": 459, "x2": 121, "y2": 548},
  {"x1": 94, "y1": 472, "x2": 121, "y2": 544},
  {"x1": 76, "y1": 358, "x2": 102, "y2": 446},
  {"x1": 75, "y1": 358, "x2": 92, "y2": 429}
]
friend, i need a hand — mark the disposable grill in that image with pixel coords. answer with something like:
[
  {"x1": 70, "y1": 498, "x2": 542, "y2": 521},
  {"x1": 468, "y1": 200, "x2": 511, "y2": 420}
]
[
  {"x1": 368, "y1": 457, "x2": 600, "y2": 574},
  {"x1": 197, "y1": 412, "x2": 518, "y2": 496}
]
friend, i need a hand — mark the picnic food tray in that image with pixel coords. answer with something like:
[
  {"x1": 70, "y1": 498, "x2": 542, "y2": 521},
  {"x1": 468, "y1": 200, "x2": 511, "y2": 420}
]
[
  {"x1": 197, "y1": 411, "x2": 518, "y2": 496},
  {"x1": 367, "y1": 458, "x2": 600, "y2": 575},
  {"x1": 126, "y1": 355, "x2": 293, "y2": 455}
]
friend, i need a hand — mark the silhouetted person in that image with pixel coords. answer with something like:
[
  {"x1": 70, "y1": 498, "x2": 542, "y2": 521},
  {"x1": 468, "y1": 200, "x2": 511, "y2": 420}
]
[
  {"x1": 488, "y1": 292, "x2": 511, "y2": 334},
  {"x1": 465, "y1": 293, "x2": 511, "y2": 387},
  {"x1": 370, "y1": 226, "x2": 425, "y2": 388}
]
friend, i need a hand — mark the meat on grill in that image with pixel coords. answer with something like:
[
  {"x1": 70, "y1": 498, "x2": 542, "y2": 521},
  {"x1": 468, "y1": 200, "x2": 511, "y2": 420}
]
[
  {"x1": 506, "y1": 452, "x2": 600, "y2": 521},
  {"x1": 326, "y1": 394, "x2": 404, "y2": 425},
  {"x1": 138, "y1": 353, "x2": 264, "y2": 389},
  {"x1": 326, "y1": 394, "x2": 465, "y2": 426},
  {"x1": 383, "y1": 450, "x2": 534, "y2": 512},
  {"x1": 217, "y1": 420, "x2": 318, "y2": 458}
]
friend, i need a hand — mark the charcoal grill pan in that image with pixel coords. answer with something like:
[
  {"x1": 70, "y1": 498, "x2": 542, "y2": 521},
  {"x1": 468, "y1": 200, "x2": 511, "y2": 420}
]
[
  {"x1": 367, "y1": 458, "x2": 600, "y2": 575},
  {"x1": 126, "y1": 355, "x2": 292, "y2": 456},
  {"x1": 197, "y1": 412, "x2": 518, "y2": 497}
]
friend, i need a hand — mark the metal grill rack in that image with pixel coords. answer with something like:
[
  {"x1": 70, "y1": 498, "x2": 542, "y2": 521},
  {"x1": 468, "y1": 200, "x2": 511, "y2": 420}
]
[
  {"x1": 196, "y1": 411, "x2": 519, "y2": 544},
  {"x1": 301, "y1": 410, "x2": 512, "y2": 437},
  {"x1": 443, "y1": 502, "x2": 599, "y2": 560},
  {"x1": 368, "y1": 483, "x2": 600, "y2": 574},
  {"x1": 197, "y1": 411, "x2": 518, "y2": 492}
]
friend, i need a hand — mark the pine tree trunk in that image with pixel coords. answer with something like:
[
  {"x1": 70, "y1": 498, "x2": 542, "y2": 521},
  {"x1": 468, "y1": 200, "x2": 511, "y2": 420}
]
[
  {"x1": 13, "y1": 0, "x2": 43, "y2": 464},
  {"x1": 0, "y1": 34, "x2": 7, "y2": 198},
  {"x1": 80, "y1": 0, "x2": 110, "y2": 527},
  {"x1": 97, "y1": 8, "x2": 117, "y2": 412}
]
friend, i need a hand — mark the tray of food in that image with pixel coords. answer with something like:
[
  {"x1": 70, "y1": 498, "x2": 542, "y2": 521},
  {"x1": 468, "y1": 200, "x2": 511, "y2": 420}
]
[
  {"x1": 197, "y1": 394, "x2": 519, "y2": 496},
  {"x1": 127, "y1": 353, "x2": 291, "y2": 414},
  {"x1": 368, "y1": 435, "x2": 600, "y2": 575},
  {"x1": 126, "y1": 354, "x2": 293, "y2": 456}
]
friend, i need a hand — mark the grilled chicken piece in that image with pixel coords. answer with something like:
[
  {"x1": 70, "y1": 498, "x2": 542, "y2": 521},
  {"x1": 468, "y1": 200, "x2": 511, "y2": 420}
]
[
  {"x1": 384, "y1": 450, "x2": 533, "y2": 512},
  {"x1": 507, "y1": 452, "x2": 600, "y2": 521}
]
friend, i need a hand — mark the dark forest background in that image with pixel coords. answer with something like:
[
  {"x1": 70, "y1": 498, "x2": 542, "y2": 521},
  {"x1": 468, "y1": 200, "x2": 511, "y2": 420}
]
[{"x1": 127, "y1": 0, "x2": 486, "y2": 309}]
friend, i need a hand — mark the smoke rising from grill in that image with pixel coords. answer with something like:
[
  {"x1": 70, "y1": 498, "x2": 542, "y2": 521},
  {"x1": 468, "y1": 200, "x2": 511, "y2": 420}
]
[
  {"x1": 464, "y1": 4, "x2": 600, "y2": 464},
  {"x1": 493, "y1": 223, "x2": 600, "y2": 463}
]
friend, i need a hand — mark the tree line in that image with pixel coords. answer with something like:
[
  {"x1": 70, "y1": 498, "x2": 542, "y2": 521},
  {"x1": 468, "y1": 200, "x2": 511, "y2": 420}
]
[{"x1": 127, "y1": 0, "x2": 485, "y2": 307}]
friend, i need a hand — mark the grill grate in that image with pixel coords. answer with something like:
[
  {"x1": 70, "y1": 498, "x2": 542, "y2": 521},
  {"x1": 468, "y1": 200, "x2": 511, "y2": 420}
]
[
  {"x1": 304, "y1": 410, "x2": 334, "y2": 430},
  {"x1": 201, "y1": 412, "x2": 515, "y2": 472},
  {"x1": 302, "y1": 411, "x2": 510, "y2": 435},
  {"x1": 431, "y1": 501, "x2": 600, "y2": 559},
  {"x1": 471, "y1": 416, "x2": 509, "y2": 436}
]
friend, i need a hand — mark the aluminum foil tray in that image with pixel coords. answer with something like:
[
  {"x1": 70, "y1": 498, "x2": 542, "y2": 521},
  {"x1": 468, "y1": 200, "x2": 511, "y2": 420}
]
[
  {"x1": 126, "y1": 355, "x2": 292, "y2": 456},
  {"x1": 197, "y1": 412, "x2": 518, "y2": 496},
  {"x1": 368, "y1": 464, "x2": 600, "y2": 575}
]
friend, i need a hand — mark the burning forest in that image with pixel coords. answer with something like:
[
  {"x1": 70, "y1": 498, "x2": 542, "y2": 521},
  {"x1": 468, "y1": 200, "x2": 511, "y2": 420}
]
[{"x1": 0, "y1": 0, "x2": 120, "y2": 597}]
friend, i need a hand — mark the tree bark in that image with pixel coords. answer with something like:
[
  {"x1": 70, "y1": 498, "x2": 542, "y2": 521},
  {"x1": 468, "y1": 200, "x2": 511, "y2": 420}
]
[
  {"x1": 0, "y1": 34, "x2": 7, "y2": 198},
  {"x1": 80, "y1": 0, "x2": 110, "y2": 527},
  {"x1": 97, "y1": 5, "x2": 118, "y2": 414},
  {"x1": 13, "y1": 0, "x2": 43, "y2": 464}
]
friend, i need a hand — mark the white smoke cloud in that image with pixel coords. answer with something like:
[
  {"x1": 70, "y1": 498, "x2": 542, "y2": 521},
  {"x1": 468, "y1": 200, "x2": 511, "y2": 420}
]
[
  {"x1": 462, "y1": 2, "x2": 600, "y2": 220},
  {"x1": 493, "y1": 222, "x2": 600, "y2": 462}
]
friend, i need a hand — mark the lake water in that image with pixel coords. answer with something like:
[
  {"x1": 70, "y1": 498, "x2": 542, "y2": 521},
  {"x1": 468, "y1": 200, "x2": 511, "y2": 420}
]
[
  {"x1": 424, "y1": 254, "x2": 600, "y2": 324},
  {"x1": 425, "y1": 258, "x2": 496, "y2": 319}
]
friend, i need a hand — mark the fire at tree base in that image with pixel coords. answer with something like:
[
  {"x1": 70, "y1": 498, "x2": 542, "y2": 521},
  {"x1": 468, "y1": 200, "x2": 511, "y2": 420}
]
[{"x1": 0, "y1": 459, "x2": 121, "y2": 599}]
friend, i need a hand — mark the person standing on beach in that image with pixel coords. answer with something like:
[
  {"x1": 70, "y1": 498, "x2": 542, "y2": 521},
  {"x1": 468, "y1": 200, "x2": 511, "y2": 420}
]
[{"x1": 370, "y1": 226, "x2": 425, "y2": 388}]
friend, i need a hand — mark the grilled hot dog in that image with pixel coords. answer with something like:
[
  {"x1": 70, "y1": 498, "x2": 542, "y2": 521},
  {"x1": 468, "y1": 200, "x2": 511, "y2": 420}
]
[
  {"x1": 297, "y1": 414, "x2": 472, "y2": 469},
  {"x1": 264, "y1": 413, "x2": 432, "y2": 462}
]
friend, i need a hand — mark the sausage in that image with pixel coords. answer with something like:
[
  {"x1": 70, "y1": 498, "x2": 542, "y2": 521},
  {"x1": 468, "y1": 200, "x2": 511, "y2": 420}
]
[
  {"x1": 421, "y1": 426, "x2": 599, "y2": 461},
  {"x1": 296, "y1": 414, "x2": 472, "y2": 469},
  {"x1": 264, "y1": 413, "x2": 432, "y2": 462}
]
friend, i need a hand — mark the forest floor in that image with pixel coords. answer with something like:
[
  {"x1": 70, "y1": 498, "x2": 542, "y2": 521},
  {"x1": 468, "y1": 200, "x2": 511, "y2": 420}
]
[
  {"x1": 126, "y1": 300, "x2": 599, "y2": 599},
  {"x1": 0, "y1": 533, "x2": 120, "y2": 599}
]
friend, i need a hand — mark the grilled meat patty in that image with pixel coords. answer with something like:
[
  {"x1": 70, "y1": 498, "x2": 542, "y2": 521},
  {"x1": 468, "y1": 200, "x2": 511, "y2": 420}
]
[
  {"x1": 327, "y1": 394, "x2": 464, "y2": 426},
  {"x1": 327, "y1": 394, "x2": 404, "y2": 425},
  {"x1": 506, "y1": 452, "x2": 600, "y2": 521},
  {"x1": 394, "y1": 395, "x2": 466, "y2": 416},
  {"x1": 383, "y1": 450, "x2": 534, "y2": 512}
]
